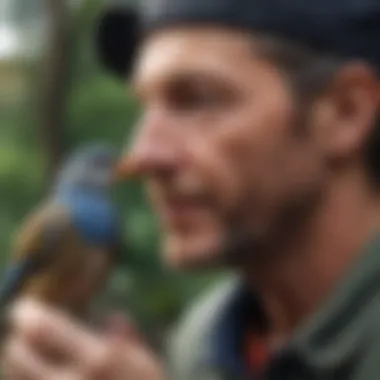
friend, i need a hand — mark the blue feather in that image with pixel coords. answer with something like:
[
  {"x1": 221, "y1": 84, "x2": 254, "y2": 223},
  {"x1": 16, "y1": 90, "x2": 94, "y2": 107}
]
[{"x1": 56, "y1": 188, "x2": 120, "y2": 247}]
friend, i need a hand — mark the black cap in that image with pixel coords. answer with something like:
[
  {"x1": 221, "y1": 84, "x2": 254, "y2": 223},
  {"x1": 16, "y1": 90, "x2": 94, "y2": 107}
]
[{"x1": 95, "y1": 0, "x2": 380, "y2": 78}]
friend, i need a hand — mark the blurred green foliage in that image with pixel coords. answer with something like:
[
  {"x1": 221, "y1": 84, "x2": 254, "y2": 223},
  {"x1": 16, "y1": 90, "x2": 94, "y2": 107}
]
[{"x1": 0, "y1": 0, "x2": 223, "y2": 347}]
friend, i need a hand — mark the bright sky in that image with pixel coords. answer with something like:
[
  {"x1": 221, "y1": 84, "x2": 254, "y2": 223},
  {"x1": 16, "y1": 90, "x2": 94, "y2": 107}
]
[
  {"x1": 0, "y1": 0, "x2": 82, "y2": 60},
  {"x1": 0, "y1": 0, "x2": 18, "y2": 59},
  {"x1": 0, "y1": 25, "x2": 19, "y2": 59}
]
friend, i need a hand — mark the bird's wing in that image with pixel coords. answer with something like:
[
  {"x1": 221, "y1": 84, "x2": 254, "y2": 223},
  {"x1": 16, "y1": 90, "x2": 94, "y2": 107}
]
[
  {"x1": 2, "y1": 201, "x2": 89, "y2": 303},
  {"x1": 12, "y1": 201, "x2": 71, "y2": 261}
]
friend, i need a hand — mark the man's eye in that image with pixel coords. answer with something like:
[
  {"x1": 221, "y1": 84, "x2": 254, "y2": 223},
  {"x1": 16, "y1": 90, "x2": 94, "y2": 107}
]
[{"x1": 171, "y1": 90, "x2": 221, "y2": 111}]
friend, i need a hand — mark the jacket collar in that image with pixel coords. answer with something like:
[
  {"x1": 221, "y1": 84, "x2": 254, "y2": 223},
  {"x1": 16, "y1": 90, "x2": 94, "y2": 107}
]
[{"x1": 206, "y1": 234, "x2": 380, "y2": 377}]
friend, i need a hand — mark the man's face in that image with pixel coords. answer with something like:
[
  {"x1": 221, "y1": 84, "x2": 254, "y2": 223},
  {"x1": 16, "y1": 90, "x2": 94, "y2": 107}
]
[{"x1": 129, "y1": 28, "x2": 327, "y2": 269}]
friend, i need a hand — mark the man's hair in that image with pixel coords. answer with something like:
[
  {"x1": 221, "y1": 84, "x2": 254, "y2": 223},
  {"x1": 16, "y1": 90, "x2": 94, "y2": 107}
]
[{"x1": 255, "y1": 35, "x2": 380, "y2": 185}]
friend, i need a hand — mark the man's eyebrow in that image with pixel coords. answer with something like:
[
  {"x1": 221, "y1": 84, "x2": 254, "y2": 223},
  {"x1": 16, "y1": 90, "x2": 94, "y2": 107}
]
[{"x1": 131, "y1": 69, "x2": 227, "y2": 95}]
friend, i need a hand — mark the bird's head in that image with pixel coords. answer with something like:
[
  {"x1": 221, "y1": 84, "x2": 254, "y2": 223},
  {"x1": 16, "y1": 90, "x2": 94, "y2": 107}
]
[{"x1": 53, "y1": 143, "x2": 119, "y2": 193}]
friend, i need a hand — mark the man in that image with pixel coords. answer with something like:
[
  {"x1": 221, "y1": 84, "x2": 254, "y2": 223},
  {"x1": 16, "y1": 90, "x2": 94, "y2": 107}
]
[{"x1": 2, "y1": 0, "x2": 380, "y2": 379}]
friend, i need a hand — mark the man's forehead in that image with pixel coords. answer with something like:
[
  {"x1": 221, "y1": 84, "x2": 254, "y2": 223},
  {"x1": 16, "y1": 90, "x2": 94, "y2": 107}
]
[{"x1": 131, "y1": 27, "x2": 257, "y2": 90}]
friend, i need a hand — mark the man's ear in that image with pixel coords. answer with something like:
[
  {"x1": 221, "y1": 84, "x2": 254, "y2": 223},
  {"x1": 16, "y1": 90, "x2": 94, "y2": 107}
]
[{"x1": 311, "y1": 62, "x2": 378, "y2": 161}]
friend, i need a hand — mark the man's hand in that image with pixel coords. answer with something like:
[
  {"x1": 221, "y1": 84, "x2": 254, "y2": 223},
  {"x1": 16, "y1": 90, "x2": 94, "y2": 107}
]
[{"x1": 1, "y1": 298, "x2": 167, "y2": 380}]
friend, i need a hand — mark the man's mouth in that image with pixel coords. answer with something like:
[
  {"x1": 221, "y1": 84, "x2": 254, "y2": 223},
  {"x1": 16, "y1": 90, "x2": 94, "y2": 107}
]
[{"x1": 158, "y1": 196, "x2": 213, "y2": 227}]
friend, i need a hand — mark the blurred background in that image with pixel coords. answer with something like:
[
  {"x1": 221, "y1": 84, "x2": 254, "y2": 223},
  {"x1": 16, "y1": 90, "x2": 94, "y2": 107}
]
[{"x1": 0, "y1": 0, "x2": 223, "y2": 350}]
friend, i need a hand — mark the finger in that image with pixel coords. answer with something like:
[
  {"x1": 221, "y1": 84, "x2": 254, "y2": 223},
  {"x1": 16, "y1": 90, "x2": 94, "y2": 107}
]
[
  {"x1": 114, "y1": 342, "x2": 164, "y2": 380},
  {"x1": 103, "y1": 312, "x2": 142, "y2": 342},
  {"x1": 10, "y1": 298, "x2": 105, "y2": 366},
  {"x1": 1, "y1": 337, "x2": 53, "y2": 380}
]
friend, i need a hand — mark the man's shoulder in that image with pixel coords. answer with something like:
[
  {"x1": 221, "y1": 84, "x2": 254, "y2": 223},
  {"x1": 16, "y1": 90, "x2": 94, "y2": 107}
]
[{"x1": 166, "y1": 274, "x2": 240, "y2": 379}]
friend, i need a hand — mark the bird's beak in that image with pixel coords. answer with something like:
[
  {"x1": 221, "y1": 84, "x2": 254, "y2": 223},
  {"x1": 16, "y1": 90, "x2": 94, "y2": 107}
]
[{"x1": 114, "y1": 158, "x2": 139, "y2": 182}]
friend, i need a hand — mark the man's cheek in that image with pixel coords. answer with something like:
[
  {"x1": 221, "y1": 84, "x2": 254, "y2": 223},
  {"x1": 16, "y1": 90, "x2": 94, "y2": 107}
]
[
  {"x1": 215, "y1": 157, "x2": 255, "y2": 218},
  {"x1": 196, "y1": 156, "x2": 243, "y2": 214},
  {"x1": 187, "y1": 140, "x2": 236, "y2": 197}
]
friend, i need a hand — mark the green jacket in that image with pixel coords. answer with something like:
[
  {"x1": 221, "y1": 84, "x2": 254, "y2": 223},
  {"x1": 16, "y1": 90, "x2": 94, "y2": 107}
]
[{"x1": 167, "y1": 236, "x2": 380, "y2": 379}]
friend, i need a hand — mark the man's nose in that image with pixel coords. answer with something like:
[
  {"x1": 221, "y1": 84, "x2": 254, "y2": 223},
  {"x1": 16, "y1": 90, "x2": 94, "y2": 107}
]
[{"x1": 117, "y1": 115, "x2": 182, "y2": 180}]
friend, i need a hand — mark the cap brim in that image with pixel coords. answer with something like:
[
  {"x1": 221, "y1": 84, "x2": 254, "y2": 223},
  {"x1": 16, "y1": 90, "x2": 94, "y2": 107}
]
[{"x1": 95, "y1": 6, "x2": 140, "y2": 79}]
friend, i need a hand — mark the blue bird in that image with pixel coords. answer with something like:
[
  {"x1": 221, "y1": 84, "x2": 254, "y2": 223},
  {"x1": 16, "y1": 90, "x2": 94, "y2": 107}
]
[{"x1": 0, "y1": 143, "x2": 123, "y2": 317}]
